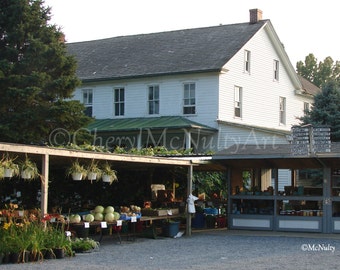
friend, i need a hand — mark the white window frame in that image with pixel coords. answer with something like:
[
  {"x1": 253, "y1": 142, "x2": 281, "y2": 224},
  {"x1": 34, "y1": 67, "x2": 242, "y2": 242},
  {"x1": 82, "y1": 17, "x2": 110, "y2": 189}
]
[
  {"x1": 114, "y1": 87, "x2": 125, "y2": 116},
  {"x1": 244, "y1": 50, "x2": 251, "y2": 73},
  {"x1": 303, "y1": 102, "x2": 310, "y2": 115},
  {"x1": 234, "y1": 86, "x2": 242, "y2": 118},
  {"x1": 148, "y1": 85, "x2": 160, "y2": 115},
  {"x1": 279, "y1": 96, "x2": 286, "y2": 125},
  {"x1": 183, "y1": 83, "x2": 196, "y2": 115},
  {"x1": 82, "y1": 89, "x2": 93, "y2": 117},
  {"x1": 274, "y1": 60, "x2": 279, "y2": 81}
]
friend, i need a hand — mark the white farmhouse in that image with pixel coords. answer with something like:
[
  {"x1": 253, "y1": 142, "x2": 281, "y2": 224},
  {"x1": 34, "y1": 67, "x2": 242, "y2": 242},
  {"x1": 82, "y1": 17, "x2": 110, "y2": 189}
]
[{"x1": 67, "y1": 9, "x2": 319, "y2": 153}]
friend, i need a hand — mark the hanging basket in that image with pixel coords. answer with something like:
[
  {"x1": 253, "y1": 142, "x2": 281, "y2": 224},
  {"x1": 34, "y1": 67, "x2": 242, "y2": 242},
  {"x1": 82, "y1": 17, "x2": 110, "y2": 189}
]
[
  {"x1": 4, "y1": 168, "x2": 14, "y2": 178},
  {"x1": 72, "y1": 172, "x2": 83, "y2": 181},
  {"x1": 21, "y1": 169, "x2": 32, "y2": 180},
  {"x1": 87, "y1": 172, "x2": 97, "y2": 180},
  {"x1": 102, "y1": 174, "x2": 112, "y2": 183}
]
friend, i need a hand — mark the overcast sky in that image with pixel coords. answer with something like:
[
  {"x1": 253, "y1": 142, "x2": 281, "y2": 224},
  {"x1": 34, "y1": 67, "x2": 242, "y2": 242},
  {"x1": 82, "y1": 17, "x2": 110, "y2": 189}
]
[{"x1": 44, "y1": 0, "x2": 340, "y2": 67}]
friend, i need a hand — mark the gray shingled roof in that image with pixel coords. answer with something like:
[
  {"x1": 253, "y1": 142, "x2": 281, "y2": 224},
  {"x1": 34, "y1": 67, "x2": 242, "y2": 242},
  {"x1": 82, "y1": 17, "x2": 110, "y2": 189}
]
[
  {"x1": 297, "y1": 74, "x2": 321, "y2": 96},
  {"x1": 67, "y1": 21, "x2": 267, "y2": 81}
]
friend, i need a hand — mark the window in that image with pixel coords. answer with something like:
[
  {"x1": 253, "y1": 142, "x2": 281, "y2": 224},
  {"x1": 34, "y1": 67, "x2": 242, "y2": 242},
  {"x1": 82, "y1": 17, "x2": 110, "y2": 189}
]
[
  {"x1": 274, "y1": 60, "x2": 279, "y2": 81},
  {"x1": 279, "y1": 96, "x2": 286, "y2": 125},
  {"x1": 114, "y1": 88, "x2": 125, "y2": 116},
  {"x1": 244, "y1": 50, "x2": 251, "y2": 73},
  {"x1": 148, "y1": 85, "x2": 159, "y2": 115},
  {"x1": 183, "y1": 83, "x2": 196, "y2": 114},
  {"x1": 303, "y1": 102, "x2": 310, "y2": 115},
  {"x1": 234, "y1": 86, "x2": 242, "y2": 118},
  {"x1": 82, "y1": 89, "x2": 93, "y2": 117}
]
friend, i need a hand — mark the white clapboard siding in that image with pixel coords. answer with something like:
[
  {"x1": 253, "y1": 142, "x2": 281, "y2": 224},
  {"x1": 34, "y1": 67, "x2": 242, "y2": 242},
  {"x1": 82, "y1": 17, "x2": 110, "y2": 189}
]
[
  {"x1": 218, "y1": 27, "x2": 304, "y2": 131},
  {"x1": 76, "y1": 73, "x2": 220, "y2": 128},
  {"x1": 215, "y1": 124, "x2": 288, "y2": 152}
]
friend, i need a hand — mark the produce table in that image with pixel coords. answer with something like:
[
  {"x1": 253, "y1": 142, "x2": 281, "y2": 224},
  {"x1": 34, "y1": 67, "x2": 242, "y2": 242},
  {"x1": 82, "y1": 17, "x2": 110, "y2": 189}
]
[
  {"x1": 69, "y1": 220, "x2": 123, "y2": 243},
  {"x1": 69, "y1": 214, "x2": 184, "y2": 242}
]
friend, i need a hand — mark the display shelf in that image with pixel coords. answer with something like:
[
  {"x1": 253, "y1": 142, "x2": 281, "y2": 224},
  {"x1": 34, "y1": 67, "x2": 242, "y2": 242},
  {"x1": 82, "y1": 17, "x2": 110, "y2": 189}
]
[
  {"x1": 231, "y1": 195, "x2": 274, "y2": 200},
  {"x1": 332, "y1": 169, "x2": 340, "y2": 197},
  {"x1": 231, "y1": 198, "x2": 274, "y2": 215},
  {"x1": 332, "y1": 196, "x2": 340, "y2": 201}
]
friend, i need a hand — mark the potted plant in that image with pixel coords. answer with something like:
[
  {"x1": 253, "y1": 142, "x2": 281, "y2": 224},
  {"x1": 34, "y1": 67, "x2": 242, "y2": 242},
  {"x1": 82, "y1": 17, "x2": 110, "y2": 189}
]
[
  {"x1": 100, "y1": 162, "x2": 118, "y2": 184},
  {"x1": 66, "y1": 160, "x2": 87, "y2": 181},
  {"x1": 19, "y1": 155, "x2": 39, "y2": 180},
  {"x1": 1, "y1": 154, "x2": 19, "y2": 178},
  {"x1": 48, "y1": 227, "x2": 72, "y2": 259},
  {"x1": 71, "y1": 237, "x2": 99, "y2": 253},
  {"x1": 86, "y1": 160, "x2": 102, "y2": 181}
]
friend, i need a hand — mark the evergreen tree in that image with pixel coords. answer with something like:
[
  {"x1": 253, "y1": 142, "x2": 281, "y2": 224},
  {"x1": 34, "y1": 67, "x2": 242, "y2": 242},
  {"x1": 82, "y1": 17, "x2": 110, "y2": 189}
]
[
  {"x1": 300, "y1": 80, "x2": 340, "y2": 142},
  {"x1": 0, "y1": 0, "x2": 92, "y2": 144}
]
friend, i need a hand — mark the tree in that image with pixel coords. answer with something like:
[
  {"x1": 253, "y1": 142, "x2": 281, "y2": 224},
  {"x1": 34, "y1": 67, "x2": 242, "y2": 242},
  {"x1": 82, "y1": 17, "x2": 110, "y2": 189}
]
[
  {"x1": 300, "y1": 80, "x2": 340, "y2": 142},
  {"x1": 0, "y1": 0, "x2": 92, "y2": 144},
  {"x1": 296, "y1": 53, "x2": 340, "y2": 88}
]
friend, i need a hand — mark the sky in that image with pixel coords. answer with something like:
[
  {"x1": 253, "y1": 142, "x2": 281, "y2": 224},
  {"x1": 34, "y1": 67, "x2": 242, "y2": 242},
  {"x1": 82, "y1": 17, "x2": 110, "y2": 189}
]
[{"x1": 44, "y1": 0, "x2": 340, "y2": 67}]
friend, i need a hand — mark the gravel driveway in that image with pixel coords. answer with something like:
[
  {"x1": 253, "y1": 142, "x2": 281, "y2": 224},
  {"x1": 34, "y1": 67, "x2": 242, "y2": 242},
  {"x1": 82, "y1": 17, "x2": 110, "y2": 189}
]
[{"x1": 2, "y1": 229, "x2": 340, "y2": 270}]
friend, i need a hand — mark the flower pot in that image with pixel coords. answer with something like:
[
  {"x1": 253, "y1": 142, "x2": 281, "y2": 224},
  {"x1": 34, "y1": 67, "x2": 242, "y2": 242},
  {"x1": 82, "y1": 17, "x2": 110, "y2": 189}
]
[
  {"x1": 4, "y1": 168, "x2": 14, "y2": 178},
  {"x1": 9, "y1": 252, "x2": 20, "y2": 263},
  {"x1": 20, "y1": 250, "x2": 30, "y2": 263},
  {"x1": 72, "y1": 172, "x2": 83, "y2": 181},
  {"x1": 162, "y1": 221, "x2": 180, "y2": 237},
  {"x1": 87, "y1": 172, "x2": 97, "y2": 180},
  {"x1": 21, "y1": 169, "x2": 32, "y2": 179},
  {"x1": 29, "y1": 251, "x2": 42, "y2": 262},
  {"x1": 42, "y1": 249, "x2": 55, "y2": 260},
  {"x1": 102, "y1": 174, "x2": 112, "y2": 183},
  {"x1": 52, "y1": 248, "x2": 65, "y2": 259},
  {"x1": 2, "y1": 252, "x2": 10, "y2": 264}
]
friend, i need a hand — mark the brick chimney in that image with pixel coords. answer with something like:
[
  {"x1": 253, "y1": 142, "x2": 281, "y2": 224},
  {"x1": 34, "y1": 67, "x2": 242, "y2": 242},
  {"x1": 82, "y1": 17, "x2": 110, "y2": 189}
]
[{"x1": 249, "y1": 9, "x2": 263, "y2": 24}]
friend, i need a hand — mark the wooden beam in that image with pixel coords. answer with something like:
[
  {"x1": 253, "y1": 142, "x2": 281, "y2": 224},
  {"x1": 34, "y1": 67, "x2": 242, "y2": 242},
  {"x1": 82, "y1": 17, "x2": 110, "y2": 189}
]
[
  {"x1": 41, "y1": 154, "x2": 49, "y2": 215},
  {"x1": 186, "y1": 165, "x2": 193, "y2": 236},
  {"x1": 0, "y1": 142, "x2": 194, "y2": 166}
]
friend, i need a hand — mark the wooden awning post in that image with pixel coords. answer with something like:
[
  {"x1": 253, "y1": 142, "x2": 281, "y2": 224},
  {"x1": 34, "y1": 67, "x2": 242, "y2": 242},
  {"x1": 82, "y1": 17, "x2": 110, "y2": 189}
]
[
  {"x1": 40, "y1": 154, "x2": 49, "y2": 215},
  {"x1": 186, "y1": 165, "x2": 193, "y2": 236}
]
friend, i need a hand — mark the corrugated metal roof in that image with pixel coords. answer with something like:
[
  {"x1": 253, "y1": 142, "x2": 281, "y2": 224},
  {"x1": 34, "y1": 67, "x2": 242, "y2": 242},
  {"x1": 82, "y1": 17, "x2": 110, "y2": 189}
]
[{"x1": 87, "y1": 116, "x2": 217, "y2": 132}]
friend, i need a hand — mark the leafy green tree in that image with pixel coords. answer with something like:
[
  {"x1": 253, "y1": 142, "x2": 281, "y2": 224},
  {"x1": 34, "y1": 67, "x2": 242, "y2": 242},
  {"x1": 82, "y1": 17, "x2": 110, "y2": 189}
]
[
  {"x1": 300, "y1": 80, "x2": 340, "y2": 141},
  {"x1": 296, "y1": 53, "x2": 340, "y2": 88},
  {"x1": 0, "y1": 0, "x2": 92, "y2": 144},
  {"x1": 193, "y1": 171, "x2": 227, "y2": 200}
]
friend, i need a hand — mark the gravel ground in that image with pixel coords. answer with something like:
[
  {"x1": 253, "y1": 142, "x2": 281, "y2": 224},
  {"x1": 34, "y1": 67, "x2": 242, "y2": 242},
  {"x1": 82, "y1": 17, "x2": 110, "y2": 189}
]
[{"x1": 2, "y1": 229, "x2": 340, "y2": 270}]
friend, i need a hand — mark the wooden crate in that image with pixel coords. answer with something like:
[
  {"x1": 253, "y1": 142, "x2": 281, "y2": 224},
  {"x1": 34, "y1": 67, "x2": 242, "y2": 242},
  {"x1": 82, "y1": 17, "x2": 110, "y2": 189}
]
[{"x1": 141, "y1": 208, "x2": 179, "y2": 216}]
